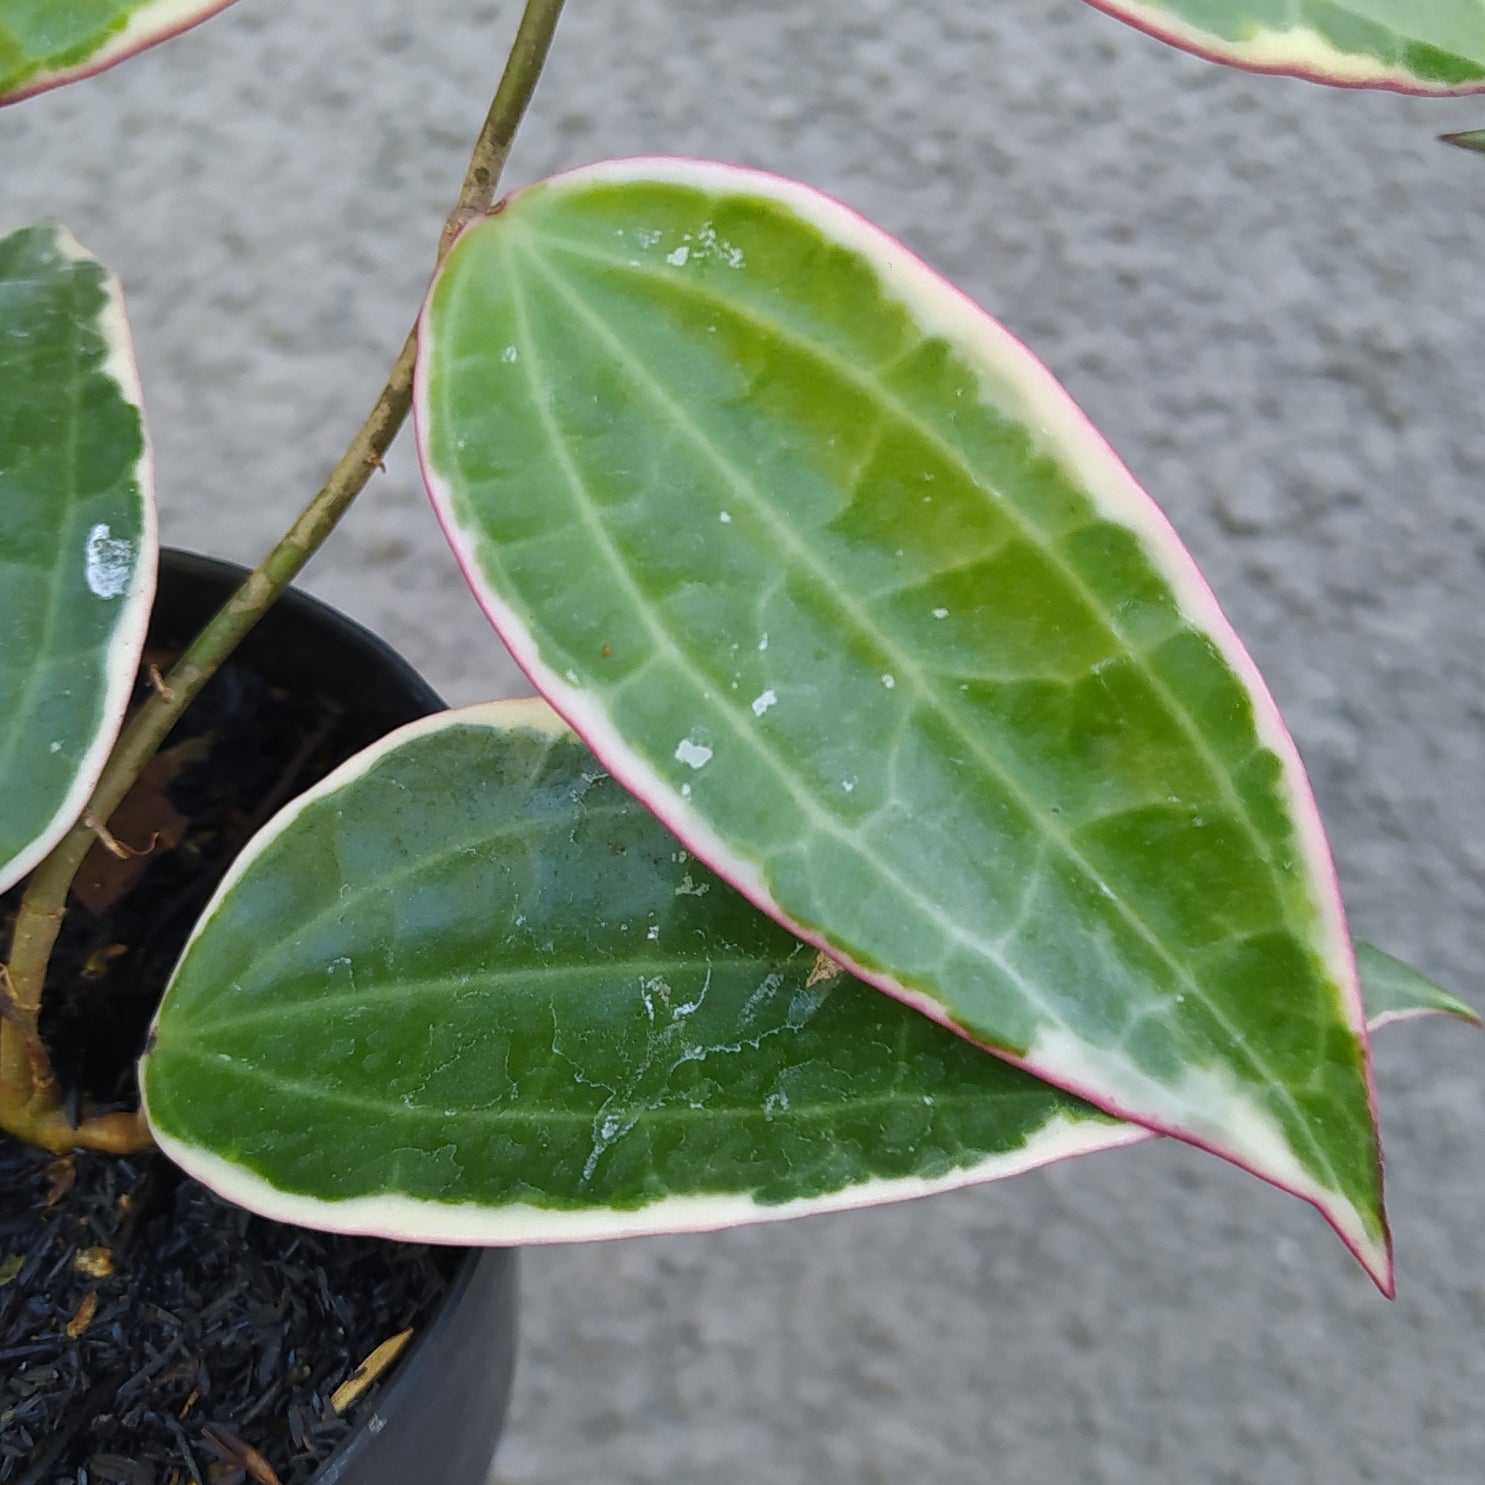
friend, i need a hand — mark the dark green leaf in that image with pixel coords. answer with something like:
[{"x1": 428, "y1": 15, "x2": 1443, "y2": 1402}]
[
  {"x1": 142, "y1": 703, "x2": 1147, "y2": 1242},
  {"x1": 0, "y1": 222, "x2": 155, "y2": 893}
]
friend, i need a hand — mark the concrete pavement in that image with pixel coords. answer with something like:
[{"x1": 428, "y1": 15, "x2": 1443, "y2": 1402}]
[{"x1": 4, "y1": 3, "x2": 1482, "y2": 1479}]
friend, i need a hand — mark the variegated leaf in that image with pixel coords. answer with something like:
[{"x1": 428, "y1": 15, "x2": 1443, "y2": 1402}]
[{"x1": 414, "y1": 160, "x2": 1391, "y2": 1287}]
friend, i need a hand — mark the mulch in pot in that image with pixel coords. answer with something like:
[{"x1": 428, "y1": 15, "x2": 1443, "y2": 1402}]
[
  {"x1": 2, "y1": 634, "x2": 463, "y2": 1483},
  {"x1": 0, "y1": 1142, "x2": 459, "y2": 1485}
]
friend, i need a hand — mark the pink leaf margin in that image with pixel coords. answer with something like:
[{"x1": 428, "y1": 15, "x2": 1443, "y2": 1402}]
[
  {"x1": 0, "y1": 0, "x2": 240, "y2": 107},
  {"x1": 413, "y1": 157, "x2": 1392, "y2": 1294},
  {"x1": 1080, "y1": 0, "x2": 1485, "y2": 96}
]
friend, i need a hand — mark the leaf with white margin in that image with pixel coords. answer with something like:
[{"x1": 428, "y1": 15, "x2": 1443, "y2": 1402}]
[
  {"x1": 140, "y1": 704, "x2": 1455, "y2": 1248},
  {"x1": 1354, "y1": 942, "x2": 1480, "y2": 1031},
  {"x1": 0, "y1": 1, "x2": 237, "y2": 104},
  {"x1": 1079, "y1": 0, "x2": 1485, "y2": 93},
  {"x1": 0, "y1": 223, "x2": 155, "y2": 895},
  {"x1": 139, "y1": 701, "x2": 1150, "y2": 1243},
  {"x1": 415, "y1": 159, "x2": 1392, "y2": 1289}
]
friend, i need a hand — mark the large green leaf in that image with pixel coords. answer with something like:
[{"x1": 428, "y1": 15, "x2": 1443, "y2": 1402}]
[
  {"x1": 1080, "y1": 0, "x2": 1485, "y2": 93},
  {"x1": 0, "y1": 223, "x2": 155, "y2": 895},
  {"x1": 0, "y1": 0, "x2": 236, "y2": 104},
  {"x1": 414, "y1": 159, "x2": 1390, "y2": 1287},
  {"x1": 140, "y1": 702, "x2": 1148, "y2": 1243},
  {"x1": 140, "y1": 703, "x2": 1458, "y2": 1249}
]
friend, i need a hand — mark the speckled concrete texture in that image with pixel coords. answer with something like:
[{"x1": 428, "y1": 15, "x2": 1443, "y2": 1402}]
[{"x1": 4, "y1": 3, "x2": 1483, "y2": 1481}]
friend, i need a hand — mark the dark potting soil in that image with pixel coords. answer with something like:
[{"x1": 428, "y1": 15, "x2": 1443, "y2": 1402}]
[
  {"x1": 0, "y1": 1143, "x2": 459, "y2": 1485},
  {"x1": 1, "y1": 637, "x2": 461, "y2": 1482}
]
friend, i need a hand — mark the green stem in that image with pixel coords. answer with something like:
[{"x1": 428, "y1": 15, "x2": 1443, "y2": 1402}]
[{"x1": 0, "y1": 0, "x2": 569, "y2": 1148}]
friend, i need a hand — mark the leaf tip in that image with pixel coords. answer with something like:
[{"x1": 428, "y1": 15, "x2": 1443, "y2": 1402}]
[{"x1": 1441, "y1": 129, "x2": 1485, "y2": 155}]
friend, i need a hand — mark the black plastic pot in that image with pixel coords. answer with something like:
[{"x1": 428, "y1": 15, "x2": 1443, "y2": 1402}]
[
  {"x1": 151, "y1": 550, "x2": 518, "y2": 1485},
  {"x1": 311, "y1": 1248, "x2": 517, "y2": 1485}
]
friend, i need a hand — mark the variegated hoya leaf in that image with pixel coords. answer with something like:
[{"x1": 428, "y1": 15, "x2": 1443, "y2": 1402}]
[
  {"x1": 0, "y1": 223, "x2": 155, "y2": 895},
  {"x1": 141, "y1": 704, "x2": 1459, "y2": 1249},
  {"x1": 1079, "y1": 0, "x2": 1485, "y2": 93},
  {"x1": 140, "y1": 702, "x2": 1148, "y2": 1242},
  {"x1": 0, "y1": 0, "x2": 237, "y2": 105},
  {"x1": 415, "y1": 160, "x2": 1392, "y2": 1288}
]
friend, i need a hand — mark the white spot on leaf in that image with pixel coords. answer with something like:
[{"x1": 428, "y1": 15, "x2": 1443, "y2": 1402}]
[
  {"x1": 881, "y1": 673, "x2": 896, "y2": 689},
  {"x1": 84, "y1": 524, "x2": 132, "y2": 600},
  {"x1": 674, "y1": 737, "x2": 713, "y2": 770},
  {"x1": 751, "y1": 689, "x2": 778, "y2": 717},
  {"x1": 666, "y1": 244, "x2": 690, "y2": 267}
]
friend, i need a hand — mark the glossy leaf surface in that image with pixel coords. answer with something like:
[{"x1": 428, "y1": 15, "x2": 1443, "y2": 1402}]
[
  {"x1": 141, "y1": 703, "x2": 1147, "y2": 1243},
  {"x1": 1080, "y1": 0, "x2": 1485, "y2": 92},
  {"x1": 0, "y1": 0, "x2": 236, "y2": 104},
  {"x1": 0, "y1": 223, "x2": 154, "y2": 895},
  {"x1": 142, "y1": 705, "x2": 1455, "y2": 1247},
  {"x1": 417, "y1": 159, "x2": 1389, "y2": 1286},
  {"x1": 1354, "y1": 942, "x2": 1480, "y2": 1030}
]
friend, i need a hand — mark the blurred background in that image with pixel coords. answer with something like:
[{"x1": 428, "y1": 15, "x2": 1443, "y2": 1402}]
[{"x1": 4, "y1": 2, "x2": 1482, "y2": 1480}]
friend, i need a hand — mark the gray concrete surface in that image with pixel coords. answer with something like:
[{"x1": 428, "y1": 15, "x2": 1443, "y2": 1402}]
[{"x1": 5, "y1": 2, "x2": 1483, "y2": 1480}]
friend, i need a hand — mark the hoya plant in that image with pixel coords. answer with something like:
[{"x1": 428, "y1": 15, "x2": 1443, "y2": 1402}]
[{"x1": 0, "y1": 0, "x2": 1479, "y2": 1311}]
